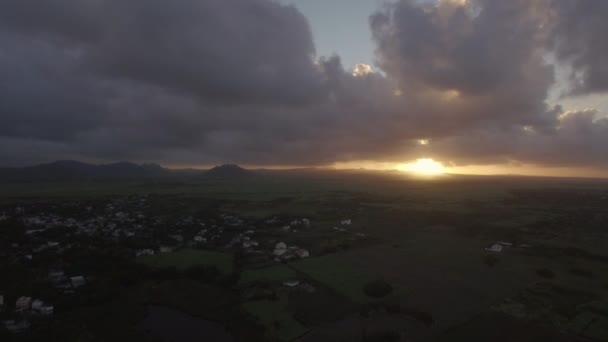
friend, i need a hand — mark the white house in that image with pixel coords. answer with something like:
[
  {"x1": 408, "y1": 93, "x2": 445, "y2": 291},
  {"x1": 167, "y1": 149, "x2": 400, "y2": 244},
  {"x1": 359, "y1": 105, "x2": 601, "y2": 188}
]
[
  {"x1": 295, "y1": 249, "x2": 310, "y2": 258},
  {"x1": 243, "y1": 240, "x2": 259, "y2": 249},
  {"x1": 3, "y1": 320, "x2": 30, "y2": 333},
  {"x1": 136, "y1": 249, "x2": 155, "y2": 257},
  {"x1": 160, "y1": 246, "x2": 173, "y2": 253},
  {"x1": 15, "y1": 297, "x2": 32, "y2": 312},
  {"x1": 31, "y1": 299, "x2": 44, "y2": 311},
  {"x1": 283, "y1": 280, "x2": 300, "y2": 288},
  {"x1": 273, "y1": 242, "x2": 287, "y2": 256},
  {"x1": 40, "y1": 306, "x2": 54, "y2": 316},
  {"x1": 485, "y1": 244, "x2": 503, "y2": 253},
  {"x1": 70, "y1": 276, "x2": 87, "y2": 288}
]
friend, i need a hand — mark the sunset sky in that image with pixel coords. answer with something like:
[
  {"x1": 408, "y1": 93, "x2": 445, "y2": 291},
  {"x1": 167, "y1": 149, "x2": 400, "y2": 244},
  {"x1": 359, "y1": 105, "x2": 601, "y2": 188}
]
[{"x1": 1, "y1": 0, "x2": 608, "y2": 177}]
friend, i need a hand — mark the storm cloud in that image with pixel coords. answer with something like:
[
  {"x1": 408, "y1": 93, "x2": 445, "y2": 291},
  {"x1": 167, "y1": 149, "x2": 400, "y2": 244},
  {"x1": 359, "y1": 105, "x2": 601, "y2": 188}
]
[{"x1": 0, "y1": 0, "x2": 608, "y2": 171}]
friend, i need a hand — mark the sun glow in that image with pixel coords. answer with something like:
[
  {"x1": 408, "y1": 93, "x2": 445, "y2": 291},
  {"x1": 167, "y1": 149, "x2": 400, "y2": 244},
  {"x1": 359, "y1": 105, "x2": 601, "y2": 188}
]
[{"x1": 398, "y1": 158, "x2": 445, "y2": 175}]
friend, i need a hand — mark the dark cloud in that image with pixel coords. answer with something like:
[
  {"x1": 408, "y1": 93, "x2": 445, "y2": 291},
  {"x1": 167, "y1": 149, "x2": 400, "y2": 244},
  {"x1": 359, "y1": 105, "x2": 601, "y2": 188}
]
[
  {"x1": 1, "y1": 0, "x2": 324, "y2": 105},
  {"x1": 370, "y1": 0, "x2": 556, "y2": 129},
  {"x1": 0, "y1": 0, "x2": 607, "y2": 172},
  {"x1": 550, "y1": 0, "x2": 608, "y2": 94}
]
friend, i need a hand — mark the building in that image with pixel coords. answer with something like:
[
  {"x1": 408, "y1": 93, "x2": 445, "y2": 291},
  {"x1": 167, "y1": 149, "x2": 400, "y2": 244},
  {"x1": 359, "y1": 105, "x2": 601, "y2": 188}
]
[
  {"x1": 15, "y1": 297, "x2": 32, "y2": 312},
  {"x1": 49, "y1": 270, "x2": 66, "y2": 284},
  {"x1": 283, "y1": 280, "x2": 300, "y2": 288},
  {"x1": 160, "y1": 246, "x2": 173, "y2": 253},
  {"x1": 3, "y1": 320, "x2": 31, "y2": 333},
  {"x1": 40, "y1": 306, "x2": 54, "y2": 316},
  {"x1": 31, "y1": 299, "x2": 44, "y2": 311},
  {"x1": 70, "y1": 276, "x2": 87, "y2": 288},
  {"x1": 485, "y1": 244, "x2": 503, "y2": 253},
  {"x1": 295, "y1": 249, "x2": 310, "y2": 258},
  {"x1": 273, "y1": 242, "x2": 287, "y2": 256}
]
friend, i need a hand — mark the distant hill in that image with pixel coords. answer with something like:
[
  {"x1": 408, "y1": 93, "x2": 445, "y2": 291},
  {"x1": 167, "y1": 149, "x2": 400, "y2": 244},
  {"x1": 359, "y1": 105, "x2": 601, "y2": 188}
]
[
  {"x1": 0, "y1": 160, "x2": 170, "y2": 182},
  {"x1": 204, "y1": 164, "x2": 253, "y2": 179}
]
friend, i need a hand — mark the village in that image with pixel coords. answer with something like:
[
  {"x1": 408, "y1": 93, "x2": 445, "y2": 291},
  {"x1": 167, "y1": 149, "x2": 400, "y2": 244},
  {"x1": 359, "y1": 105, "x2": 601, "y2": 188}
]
[{"x1": 0, "y1": 194, "x2": 370, "y2": 338}]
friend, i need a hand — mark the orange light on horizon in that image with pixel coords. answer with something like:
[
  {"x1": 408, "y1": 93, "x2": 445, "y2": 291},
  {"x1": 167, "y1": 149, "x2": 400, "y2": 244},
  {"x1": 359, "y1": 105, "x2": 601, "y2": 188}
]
[{"x1": 397, "y1": 158, "x2": 445, "y2": 175}]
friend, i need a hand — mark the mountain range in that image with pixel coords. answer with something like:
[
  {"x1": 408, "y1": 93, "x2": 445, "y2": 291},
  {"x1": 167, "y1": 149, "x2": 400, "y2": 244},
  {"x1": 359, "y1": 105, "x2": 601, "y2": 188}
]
[{"x1": 0, "y1": 161, "x2": 252, "y2": 182}]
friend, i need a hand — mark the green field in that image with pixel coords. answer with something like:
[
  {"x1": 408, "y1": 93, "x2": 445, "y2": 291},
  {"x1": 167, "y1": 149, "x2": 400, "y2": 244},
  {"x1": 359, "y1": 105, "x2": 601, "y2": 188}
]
[
  {"x1": 292, "y1": 253, "x2": 395, "y2": 304},
  {"x1": 239, "y1": 265, "x2": 298, "y2": 286},
  {"x1": 243, "y1": 294, "x2": 308, "y2": 341},
  {"x1": 137, "y1": 249, "x2": 234, "y2": 274}
]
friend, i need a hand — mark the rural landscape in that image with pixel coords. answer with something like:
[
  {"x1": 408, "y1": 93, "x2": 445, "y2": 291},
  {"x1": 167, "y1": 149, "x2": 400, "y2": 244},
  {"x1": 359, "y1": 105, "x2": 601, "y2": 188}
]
[
  {"x1": 1, "y1": 161, "x2": 608, "y2": 341},
  {"x1": 2, "y1": 0, "x2": 608, "y2": 340}
]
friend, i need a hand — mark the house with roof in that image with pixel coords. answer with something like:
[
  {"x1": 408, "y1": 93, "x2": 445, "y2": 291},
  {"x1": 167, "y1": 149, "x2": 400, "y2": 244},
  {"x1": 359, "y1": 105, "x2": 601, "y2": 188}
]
[
  {"x1": 70, "y1": 276, "x2": 87, "y2": 288},
  {"x1": 15, "y1": 297, "x2": 32, "y2": 312}
]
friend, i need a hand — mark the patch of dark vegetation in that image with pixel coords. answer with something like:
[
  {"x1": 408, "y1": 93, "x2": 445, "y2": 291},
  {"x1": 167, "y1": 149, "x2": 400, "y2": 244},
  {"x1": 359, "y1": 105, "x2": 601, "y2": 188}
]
[
  {"x1": 580, "y1": 301, "x2": 608, "y2": 317},
  {"x1": 535, "y1": 268, "x2": 555, "y2": 279},
  {"x1": 403, "y1": 309, "x2": 435, "y2": 327},
  {"x1": 525, "y1": 246, "x2": 608, "y2": 263},
  {"x1": 523, "y1": 282, "x2": 599, "y2": 319},
  {"x1": 320, "y1": 239, "x2": 352, "y2": 254},
  {"x1": 363, "y1": 330, "x2": 402, "y2": 342},
  {"x1": 268, "y1": 197, "x2": 295, "y2": 205},
  {"x1": 569, "y1": 267, "x2": 593, "y2": 278},
  {"x1": 379, "y1": 303, "x2": 434, "y2": 327},
  {"x1": 289, "y1": 287, "x2": 356, "y2": 325},
  {"x1": 363, "y1": 278, "x2": 393, "y2": 298},
  {"x1": 184, "y1": 265, "x2": 222, "y2": 282},
  {"x1": 484, "y1": 254, "x2": 500, "y2": 267}
]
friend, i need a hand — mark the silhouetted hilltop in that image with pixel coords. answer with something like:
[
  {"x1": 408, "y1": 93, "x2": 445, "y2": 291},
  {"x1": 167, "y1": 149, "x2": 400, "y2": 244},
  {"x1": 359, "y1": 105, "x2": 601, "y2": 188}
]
[
  {"x1": 0, "y1": 160, "x2": 169, "y2": 182},
  {"x1": 204, "y1": 164, "x2": 253, "y2": 179}
]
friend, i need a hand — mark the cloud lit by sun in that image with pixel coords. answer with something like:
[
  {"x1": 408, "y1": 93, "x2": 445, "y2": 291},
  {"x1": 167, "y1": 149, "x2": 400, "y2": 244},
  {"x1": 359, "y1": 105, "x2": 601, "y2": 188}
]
[
  {"x1": 398, "y1": 158, "x2": 445, "y2": 175},
  {"x1": 352, "y1": 63, "x2": 372, "y2": 76}
]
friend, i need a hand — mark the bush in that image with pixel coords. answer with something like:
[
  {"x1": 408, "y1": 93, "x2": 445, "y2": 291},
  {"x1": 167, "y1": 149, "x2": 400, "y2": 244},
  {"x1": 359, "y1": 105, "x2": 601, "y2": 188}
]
[
  {"x1": 569, "y1": 268, "x2": 593, "y2": 278},
  {"x1": 536, "y1": 268, "x2": 555, "y2": 279},
  {"x1": 484, "y1": 255, "x2": 499, "y2": 267},
  {"x1": 363, "y1": 330, "x2": 401, "y2": 342},
  {"x1": 363, "y1": 278, "x2": 393, "y2": 298},
  {"x1": 184, "y1": 265, "x2": 220, "y2": 282}
]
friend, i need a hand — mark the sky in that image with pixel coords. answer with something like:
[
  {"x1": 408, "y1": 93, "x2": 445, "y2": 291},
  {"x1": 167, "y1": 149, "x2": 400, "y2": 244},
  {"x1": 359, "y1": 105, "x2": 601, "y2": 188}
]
[
  {"x1": 281, "y1": 0, "x2": 381, "y2": 69},
  {"x1": 1, "y1": 0, "x2": 608, "y2": 177}
]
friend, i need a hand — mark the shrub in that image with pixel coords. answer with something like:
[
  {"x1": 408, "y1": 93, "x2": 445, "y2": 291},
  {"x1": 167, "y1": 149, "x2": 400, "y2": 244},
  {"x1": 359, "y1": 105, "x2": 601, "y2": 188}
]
[
  {"x1": 363, "y1": 278, "x2": 393, "y2": 298},
  {"x1": 484, "y1": 255, "x2": 499, "y2": 267},
  {"x1": 363, "y1": 330, "x2": 401, "y2": 342},
  {"x1": 536, "y1": 268, "x2": 555, "y2": 279},
  {"x1": 569, "y1": 268, "x2": 593, "y2": 278}
]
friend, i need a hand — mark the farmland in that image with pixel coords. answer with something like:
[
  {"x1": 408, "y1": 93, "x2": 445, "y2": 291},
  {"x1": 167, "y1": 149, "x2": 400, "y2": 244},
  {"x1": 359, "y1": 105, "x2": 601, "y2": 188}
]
[{"x1": 2, "y1": 171, "x2": 608, "y2": 341}]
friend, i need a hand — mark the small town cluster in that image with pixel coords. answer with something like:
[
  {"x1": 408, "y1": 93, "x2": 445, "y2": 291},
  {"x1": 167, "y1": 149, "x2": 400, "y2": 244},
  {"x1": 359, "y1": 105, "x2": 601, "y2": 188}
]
[{"x1": 0, "y1": 194, "x2": 367, "y2": 335}]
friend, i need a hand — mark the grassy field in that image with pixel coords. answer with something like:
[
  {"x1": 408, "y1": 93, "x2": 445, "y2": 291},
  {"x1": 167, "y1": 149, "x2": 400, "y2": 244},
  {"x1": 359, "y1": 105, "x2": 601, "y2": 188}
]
[
  {"x1": 0, "y1": 172, "x2": 524, "y2": 202},
  {"x1": 242, "y1": 293, "x2": 308, "y2": 341},
  {"x1": 239, "y1": 265, "x2": 298, "y2": 286},
  {"x1": 137, "y1": 249, "x2": 234, "y2": 274},
  {"x1": 292, "y1": 253, "x2": 398, "y2": 304}
]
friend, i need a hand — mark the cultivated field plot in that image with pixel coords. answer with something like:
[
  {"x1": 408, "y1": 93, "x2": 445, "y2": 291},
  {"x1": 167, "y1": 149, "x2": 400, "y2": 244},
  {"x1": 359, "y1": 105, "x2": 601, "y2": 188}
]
[{"x1": 137, "y1": 248, "x2": 234, "y2": 274}]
